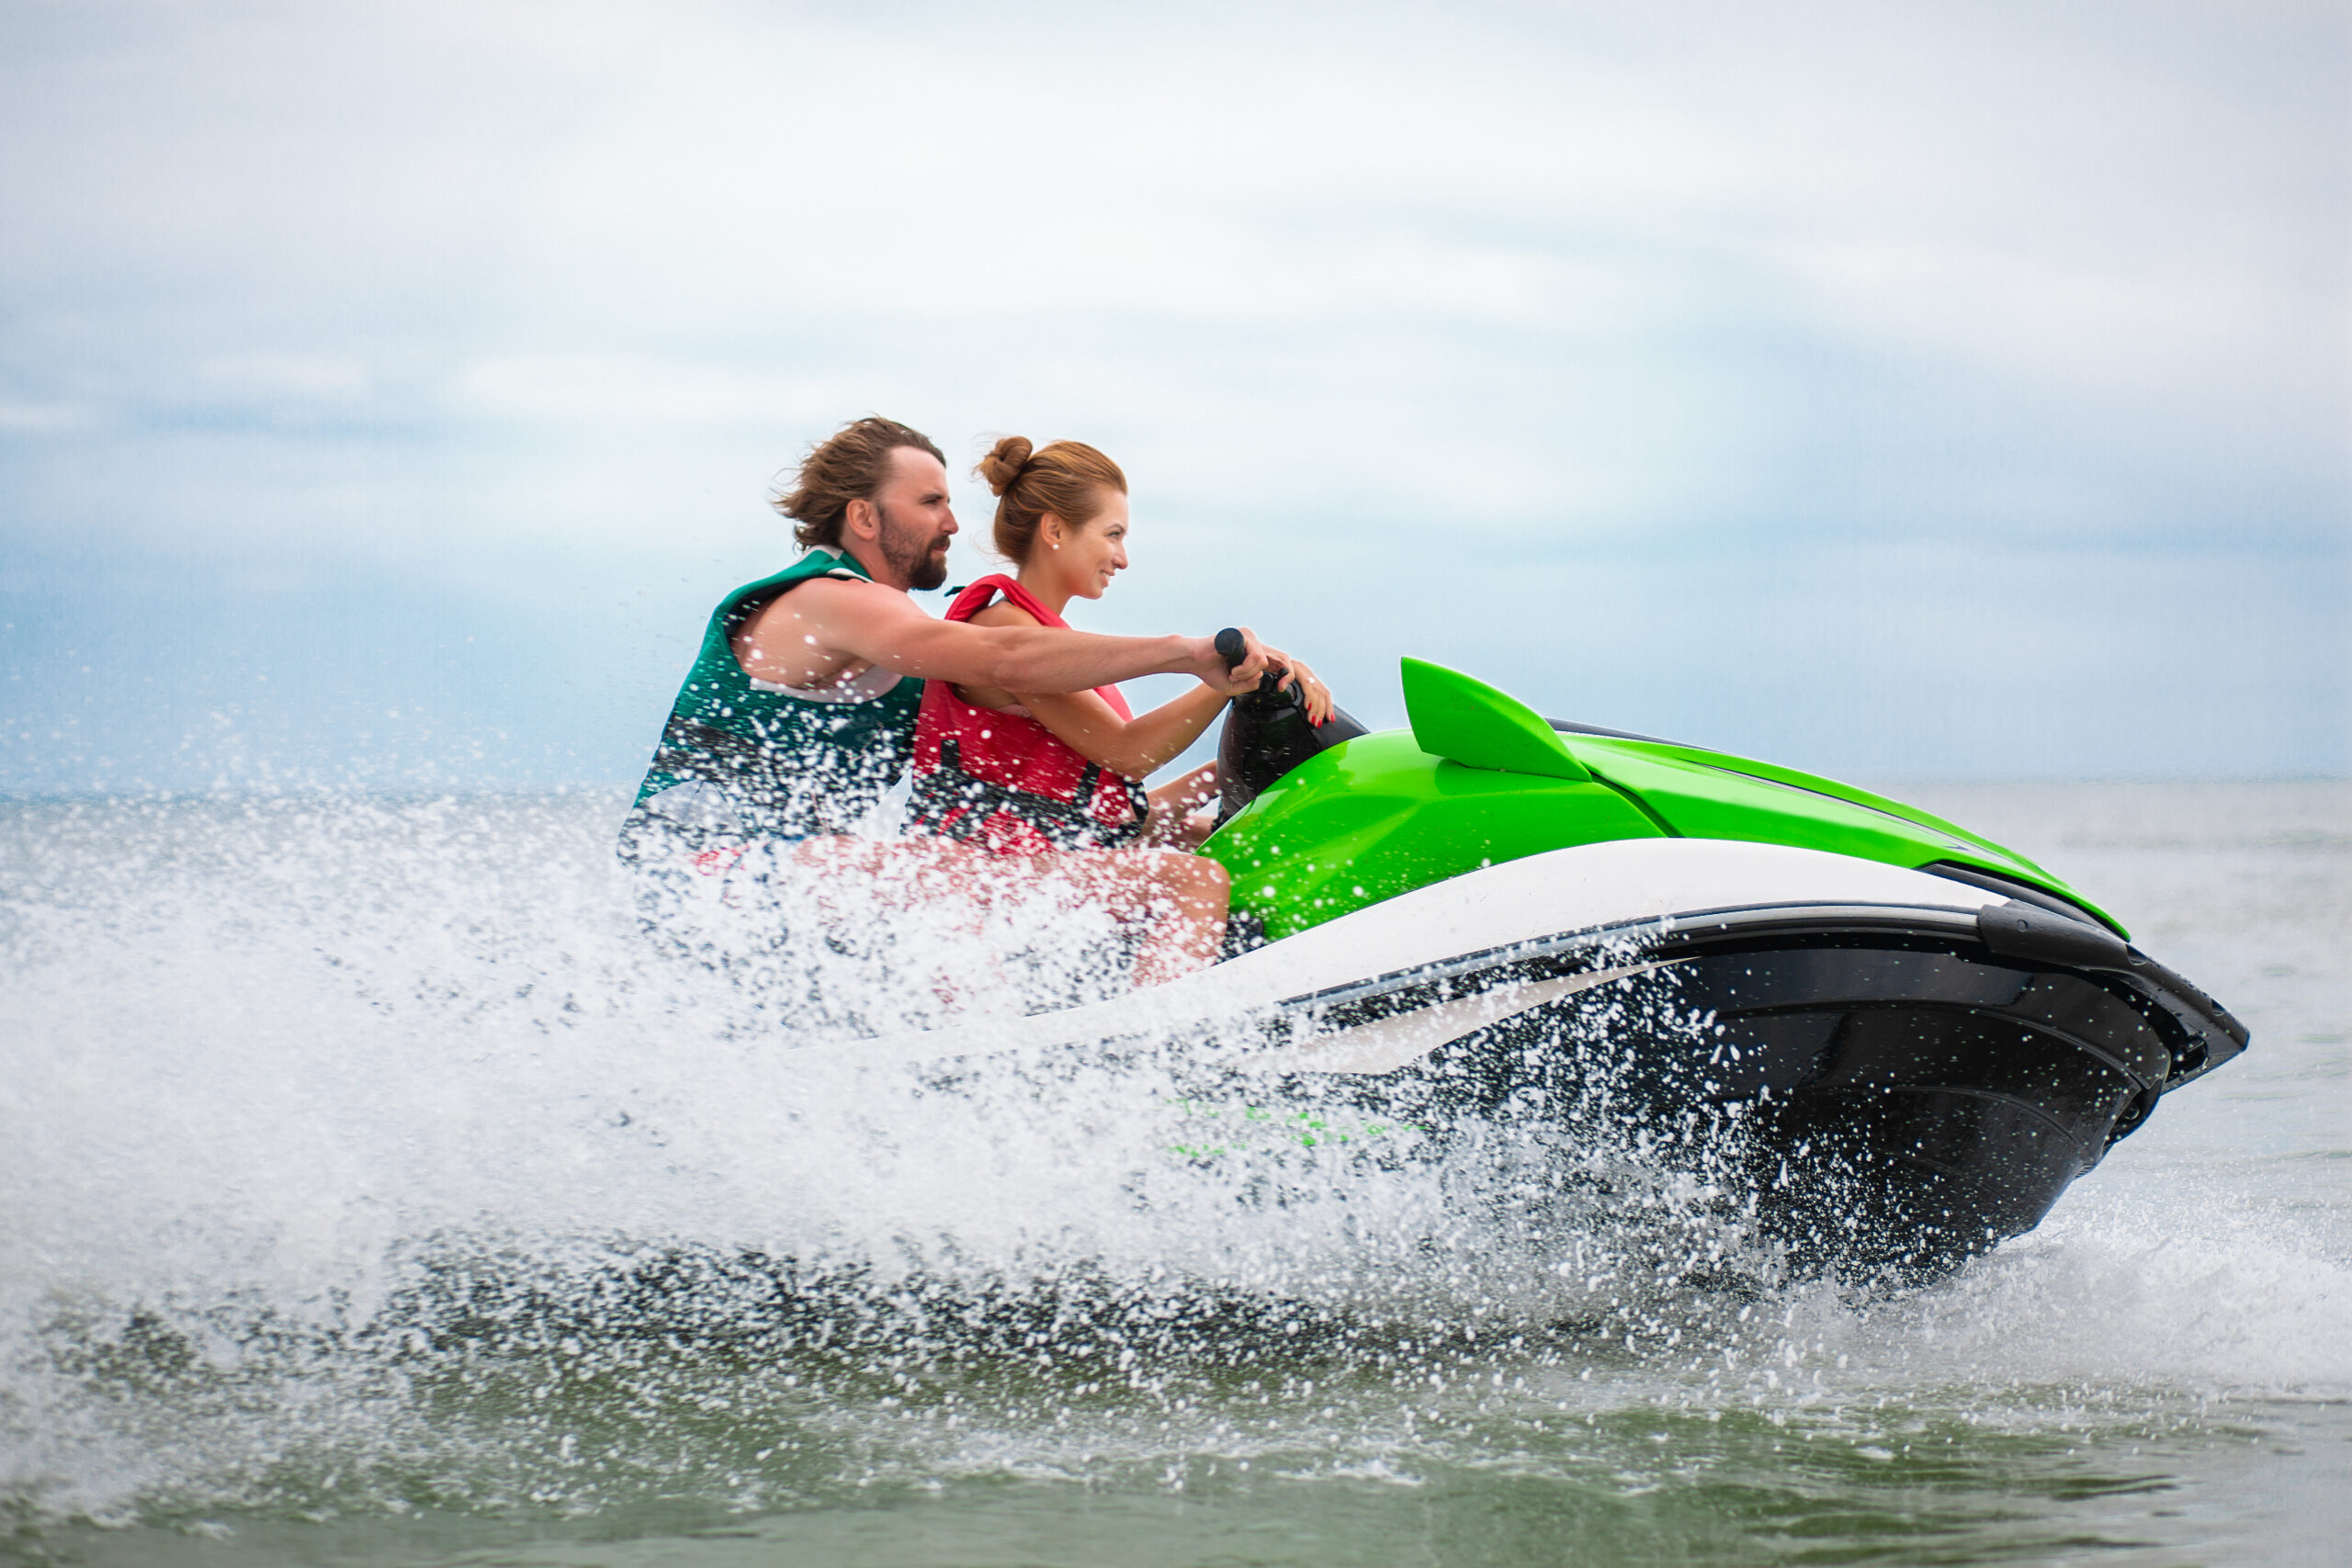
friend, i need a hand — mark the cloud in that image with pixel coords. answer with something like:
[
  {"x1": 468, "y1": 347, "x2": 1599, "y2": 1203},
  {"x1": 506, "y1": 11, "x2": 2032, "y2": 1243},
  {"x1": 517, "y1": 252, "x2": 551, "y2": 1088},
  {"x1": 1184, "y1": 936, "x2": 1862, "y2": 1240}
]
[
  {"x1": 454, "y1": 356, "x2": 850, "y2": 429},
  {"x1": 0, "y1": 400, "x2": 88, "y2": 434},
  {"x1": 199, "y1": 355, "x2": 374, "y2": 402}
]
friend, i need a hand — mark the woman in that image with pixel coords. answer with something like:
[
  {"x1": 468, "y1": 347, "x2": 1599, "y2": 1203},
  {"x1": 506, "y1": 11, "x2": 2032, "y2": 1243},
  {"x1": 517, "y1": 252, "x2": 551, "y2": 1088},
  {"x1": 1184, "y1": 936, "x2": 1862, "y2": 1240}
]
[{"x1": 906, "y1": 436, "x2": 1330, "y2": 985}]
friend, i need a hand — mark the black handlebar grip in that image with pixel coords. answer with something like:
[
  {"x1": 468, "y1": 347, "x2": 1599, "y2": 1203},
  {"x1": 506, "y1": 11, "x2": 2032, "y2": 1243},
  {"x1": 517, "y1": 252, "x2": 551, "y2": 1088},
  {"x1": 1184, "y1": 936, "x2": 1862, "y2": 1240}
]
[{"x1": 1214, "y1": 627, "x2": 1247, "y2": 670}]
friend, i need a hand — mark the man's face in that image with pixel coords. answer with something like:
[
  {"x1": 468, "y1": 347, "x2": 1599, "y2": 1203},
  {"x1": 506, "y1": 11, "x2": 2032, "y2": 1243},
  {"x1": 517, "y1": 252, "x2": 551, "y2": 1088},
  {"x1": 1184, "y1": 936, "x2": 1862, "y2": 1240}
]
[{"x1": 869, "y1": 446, "x2": 956, "y2": 592}]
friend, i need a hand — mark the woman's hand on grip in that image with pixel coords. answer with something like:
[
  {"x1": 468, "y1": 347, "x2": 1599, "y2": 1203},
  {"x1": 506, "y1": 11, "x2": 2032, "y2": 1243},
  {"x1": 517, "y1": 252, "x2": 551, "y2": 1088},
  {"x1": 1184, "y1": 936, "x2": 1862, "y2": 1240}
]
[{"x1": 1263, "y1": 649, "x2": 1333, "y2": 726}]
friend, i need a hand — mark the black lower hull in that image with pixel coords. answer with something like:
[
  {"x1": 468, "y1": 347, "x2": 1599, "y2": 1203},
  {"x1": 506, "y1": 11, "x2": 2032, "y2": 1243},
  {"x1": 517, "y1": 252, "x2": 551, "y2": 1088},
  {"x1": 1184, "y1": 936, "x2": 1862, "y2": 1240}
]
[{"x1": 1260, "y1": 909, "x2": 2245, "y2": 1283}]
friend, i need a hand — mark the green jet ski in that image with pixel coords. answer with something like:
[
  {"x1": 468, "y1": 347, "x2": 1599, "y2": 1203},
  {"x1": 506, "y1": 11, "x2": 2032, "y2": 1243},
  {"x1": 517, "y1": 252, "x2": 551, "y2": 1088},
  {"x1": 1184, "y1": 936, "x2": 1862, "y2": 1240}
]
[{"x1": 857, "y1": 652, "x2": 2248, "y2": 1282}]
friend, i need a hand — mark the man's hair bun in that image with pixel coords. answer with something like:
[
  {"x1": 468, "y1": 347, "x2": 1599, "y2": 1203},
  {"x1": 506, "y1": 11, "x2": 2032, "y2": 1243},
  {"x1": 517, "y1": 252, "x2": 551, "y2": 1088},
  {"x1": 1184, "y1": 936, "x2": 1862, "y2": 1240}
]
[{"x1": 977, "y1": 435, "x2": 1035, "y2": 496}]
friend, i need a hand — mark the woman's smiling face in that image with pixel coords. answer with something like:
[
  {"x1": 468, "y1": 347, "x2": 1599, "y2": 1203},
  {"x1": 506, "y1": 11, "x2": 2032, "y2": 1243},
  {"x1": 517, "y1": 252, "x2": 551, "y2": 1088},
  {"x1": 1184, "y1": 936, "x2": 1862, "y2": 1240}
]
[{"x1": 1044, "y1": 488, "x2": 1131, "y2": 601}]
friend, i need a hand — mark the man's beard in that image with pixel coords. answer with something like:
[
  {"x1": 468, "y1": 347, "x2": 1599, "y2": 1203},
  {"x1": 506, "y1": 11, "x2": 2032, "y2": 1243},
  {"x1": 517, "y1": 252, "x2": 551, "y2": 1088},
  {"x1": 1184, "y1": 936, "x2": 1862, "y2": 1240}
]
[{"x1": 876, "y1": 506, "x2": 950, "y2": 591}]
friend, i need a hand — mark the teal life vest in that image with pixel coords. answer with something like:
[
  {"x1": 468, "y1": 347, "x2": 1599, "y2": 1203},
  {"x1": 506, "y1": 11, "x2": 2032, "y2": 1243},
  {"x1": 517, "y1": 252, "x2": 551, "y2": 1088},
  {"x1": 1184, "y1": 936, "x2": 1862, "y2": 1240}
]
[{"x1": 630, "y1": 547, "x2": 923, "y2": 839}]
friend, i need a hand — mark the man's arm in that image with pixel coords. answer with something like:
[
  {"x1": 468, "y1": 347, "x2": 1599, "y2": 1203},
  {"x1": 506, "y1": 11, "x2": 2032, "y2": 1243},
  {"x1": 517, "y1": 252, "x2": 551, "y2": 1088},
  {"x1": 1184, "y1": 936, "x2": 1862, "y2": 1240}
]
[{"x1": 770, "y1": 577, "x2": 1271, "y2": 694}]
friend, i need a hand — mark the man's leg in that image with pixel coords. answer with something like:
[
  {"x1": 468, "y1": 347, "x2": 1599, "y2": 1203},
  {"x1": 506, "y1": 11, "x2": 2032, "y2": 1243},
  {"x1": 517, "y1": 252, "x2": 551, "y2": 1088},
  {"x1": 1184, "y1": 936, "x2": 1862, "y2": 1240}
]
[{"x1": 779, "y1": 834, "x2": 1015, "y2": 934}]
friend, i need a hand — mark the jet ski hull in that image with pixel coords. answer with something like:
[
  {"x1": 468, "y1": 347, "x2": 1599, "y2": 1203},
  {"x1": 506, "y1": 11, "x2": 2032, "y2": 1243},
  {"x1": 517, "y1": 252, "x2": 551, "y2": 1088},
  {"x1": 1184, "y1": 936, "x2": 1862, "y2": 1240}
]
[
  {"x1": 1273, "y1": 908, "x2": 2232, "y2": 1279},
  {"x1": 854, "y1": 839, "x2": 2245, "y2": 1282},
  {"x1": 1239, "y1": 845, "x2": 2240, "y2": 1279}
]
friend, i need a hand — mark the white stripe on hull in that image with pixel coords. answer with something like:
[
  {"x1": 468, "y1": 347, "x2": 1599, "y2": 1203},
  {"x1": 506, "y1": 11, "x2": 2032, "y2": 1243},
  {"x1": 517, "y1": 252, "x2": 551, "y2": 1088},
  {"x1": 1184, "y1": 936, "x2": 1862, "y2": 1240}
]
[{"x1": 838, "y1": 840, "x2": 2007, "y2": 1067}]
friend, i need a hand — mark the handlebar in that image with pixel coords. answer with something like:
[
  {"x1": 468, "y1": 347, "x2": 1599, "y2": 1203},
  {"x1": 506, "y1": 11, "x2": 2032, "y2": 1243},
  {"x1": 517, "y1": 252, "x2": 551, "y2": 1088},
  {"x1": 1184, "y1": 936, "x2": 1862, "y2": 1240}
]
[
  {"x1": 1209, "y1": 631, "x2": 1367, "y2": 824},
  {"x1": 1215, "y1": 626, "x2": 1291, "y2": 705}
]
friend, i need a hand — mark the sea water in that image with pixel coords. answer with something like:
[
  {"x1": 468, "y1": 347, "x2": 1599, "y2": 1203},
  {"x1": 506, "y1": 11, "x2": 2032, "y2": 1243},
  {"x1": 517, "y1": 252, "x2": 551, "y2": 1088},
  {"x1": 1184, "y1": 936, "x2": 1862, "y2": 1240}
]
[{"x1": 0, "y1": 782, "x2": 2343, "y2": 1567}]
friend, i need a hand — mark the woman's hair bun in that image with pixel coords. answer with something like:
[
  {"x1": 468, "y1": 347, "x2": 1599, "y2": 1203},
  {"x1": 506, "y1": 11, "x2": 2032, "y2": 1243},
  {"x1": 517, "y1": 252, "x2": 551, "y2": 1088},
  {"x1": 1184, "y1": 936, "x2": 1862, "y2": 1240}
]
[
  {"x1": 978, "y1": 437, "x2": 1128, "y2": 565},
  {"x1": 977, "y1": 435, "x2": 1035, "y2": 496}
]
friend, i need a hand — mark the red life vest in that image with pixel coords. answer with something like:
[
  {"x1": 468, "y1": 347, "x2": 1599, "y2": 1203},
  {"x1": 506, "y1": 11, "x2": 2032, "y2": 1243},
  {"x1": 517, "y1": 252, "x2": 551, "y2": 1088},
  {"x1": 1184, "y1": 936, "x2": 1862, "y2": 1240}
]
[{"x1": 906, "y1": 576, "x2": 1151, "y2": 857}]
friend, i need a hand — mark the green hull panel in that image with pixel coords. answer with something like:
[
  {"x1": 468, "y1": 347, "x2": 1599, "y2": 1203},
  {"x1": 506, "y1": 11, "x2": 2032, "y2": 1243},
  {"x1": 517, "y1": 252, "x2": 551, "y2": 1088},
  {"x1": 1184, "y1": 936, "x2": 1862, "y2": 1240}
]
[
  {"x1": 1203, "y1": 731, "x2": 1662, "y2": 941},
  {"x1": 1201, "y1": 661, "x2": 2123, "y2": 942}
]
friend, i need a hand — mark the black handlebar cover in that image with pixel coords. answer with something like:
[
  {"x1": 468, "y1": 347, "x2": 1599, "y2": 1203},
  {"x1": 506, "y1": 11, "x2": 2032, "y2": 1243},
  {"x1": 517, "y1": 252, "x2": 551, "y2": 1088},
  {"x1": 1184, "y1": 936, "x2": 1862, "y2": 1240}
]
[{"x1": 1215, "y1": 671, "x2": 1367, "y2": 825}]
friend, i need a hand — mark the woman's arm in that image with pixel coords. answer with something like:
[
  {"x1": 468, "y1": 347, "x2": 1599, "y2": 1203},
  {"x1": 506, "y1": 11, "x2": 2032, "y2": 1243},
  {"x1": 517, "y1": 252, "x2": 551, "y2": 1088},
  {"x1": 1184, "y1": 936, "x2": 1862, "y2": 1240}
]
[
  {"x1": 956, "y1": 601, "x2": 1238, "y2": 778},
  {"x1": 1017, "y1": 681, "x2": 1232, "y2": 780}
]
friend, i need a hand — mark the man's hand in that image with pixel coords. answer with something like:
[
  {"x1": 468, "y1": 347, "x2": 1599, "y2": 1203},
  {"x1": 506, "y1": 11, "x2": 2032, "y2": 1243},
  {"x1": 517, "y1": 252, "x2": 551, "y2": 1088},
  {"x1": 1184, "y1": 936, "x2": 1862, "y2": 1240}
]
[
  {"x1": 1188, "y1": 630, "x2": 1331, "y2": 722},
  {"x1": 1191, "y1": 626, "x2": 1272, "y2": 689}
]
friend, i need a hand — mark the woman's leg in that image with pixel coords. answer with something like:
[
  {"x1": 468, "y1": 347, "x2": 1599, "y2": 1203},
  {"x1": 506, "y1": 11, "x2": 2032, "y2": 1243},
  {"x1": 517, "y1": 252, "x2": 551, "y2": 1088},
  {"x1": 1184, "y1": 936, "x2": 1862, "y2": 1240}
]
[
  {"x1": 1141, "y1": 761, "x2": 1221, "y2": 851},
  {"x1": 1130, "y1": 851, "x2": 1233, "y2": 985},
  {"x1": 1055, "y1": 847, "x2": 1232, "y2": 987}
]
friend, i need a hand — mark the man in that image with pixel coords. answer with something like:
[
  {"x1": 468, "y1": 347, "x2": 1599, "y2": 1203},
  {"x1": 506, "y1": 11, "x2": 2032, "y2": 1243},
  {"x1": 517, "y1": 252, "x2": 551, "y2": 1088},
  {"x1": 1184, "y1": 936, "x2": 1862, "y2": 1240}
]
[{"x1": 622, "y1": 416, "x2": 1311, "y2": 976}]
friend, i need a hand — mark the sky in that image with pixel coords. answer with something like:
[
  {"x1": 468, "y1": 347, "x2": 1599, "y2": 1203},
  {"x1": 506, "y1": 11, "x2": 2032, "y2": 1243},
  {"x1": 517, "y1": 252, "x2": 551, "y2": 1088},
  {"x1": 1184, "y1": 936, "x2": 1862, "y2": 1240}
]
[{"x1": 2, "y1": 0, "x2": 2346, "y2": 794}]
